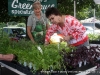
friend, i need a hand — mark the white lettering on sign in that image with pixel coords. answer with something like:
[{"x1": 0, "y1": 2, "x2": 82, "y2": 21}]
[
  {"x1": 27, "y1": 0, "x2": 34, "y2": 1},
  {"x1": 11, "y1": 0, "x2": 55, "y2": 10},
  {"x1": 11, "y1": 4, "x2": 55, "y2": 15},
  {"x1": 12, "y1": 10, "x2": 33, "y2": 14},
  {"x1": 12, "y1": 0, "x2": 32, "y2": 9},
  {"x1": 44, "y1": 0, "x2": 47, "y2": 2},
  {"x1": 10, "y1": 0, "x2": 56, "y2": 15},
  {"x1": 27, "y1": 0, "x2": 47, "y2": 2},
  {"x1": 12, "y1": 0, "x2": 18, "y2": 8},
  {"x1": 42, "y1": 4, "x2": 55, "y2": 10}
]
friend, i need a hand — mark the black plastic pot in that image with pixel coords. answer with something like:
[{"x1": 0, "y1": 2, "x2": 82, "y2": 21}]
[
  {"x1": 89, "y1": 40, "x2": 100, "y2": 44},
  {"x1": 35, "y1": 69, "x2": 68, "y2": 75},
  {"x1": 67, "y1": 60, "x2": 100, "y2": 75},
  {"x1": 0, "y1": 60, "x2": 33, "y2": 75}
]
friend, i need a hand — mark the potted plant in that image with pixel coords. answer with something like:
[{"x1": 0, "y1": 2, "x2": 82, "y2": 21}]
[
  {"x1": 1, "y1": 36, "x2": 69, "y2": 75},
  {"x1": 88, "y1": 34, "x2": 100, "y2": 44},
  {"x1": 60, "y1": 45, "x2": 100, "y2": 75}
]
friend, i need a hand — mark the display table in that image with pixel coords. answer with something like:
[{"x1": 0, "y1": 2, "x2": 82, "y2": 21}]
[
  {"x1": 0, "y1": 44, "x2": 100, "y2": 75},
  {"x1": 76, "y1": 66, "x2": 100, "y2": 75},
  {"x1": 0, "y1": 61, "x2": 33, "y2": 75},
  {"x1": 68, "y1": 59, "x2": 100, "y2": 75}
]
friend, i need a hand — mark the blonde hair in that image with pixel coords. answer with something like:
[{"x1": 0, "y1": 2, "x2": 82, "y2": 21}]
[{"x1": 32, "y1": 1, "x2": 41, "y2": 9}]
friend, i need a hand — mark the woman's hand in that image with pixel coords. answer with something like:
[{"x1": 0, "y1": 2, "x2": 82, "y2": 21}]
[
  {"x1": 63, "y1": 35, "x2": 72, "y2": 41},
  {"x1": 44, "y1": 41, "x2": 49, "y2": 45},
  {"x1": 3, "y1": 54, "x2": 15, "y2": 61}
]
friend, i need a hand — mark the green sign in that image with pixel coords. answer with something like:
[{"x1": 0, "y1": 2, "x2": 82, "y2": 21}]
[{"x1": 8, "y1": 0, "x2": 57, "y2": 16}]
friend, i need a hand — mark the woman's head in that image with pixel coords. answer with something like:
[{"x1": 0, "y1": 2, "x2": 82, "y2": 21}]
[
  {"x1": 45, "y1": 7, "x2": 61, "y2": 18},
  {"x1": 45, "y1": 7, "x2": 62, "y2": 25},
  {"x1": 32, "y1": 1, "x2": 41, "y2": 15}
]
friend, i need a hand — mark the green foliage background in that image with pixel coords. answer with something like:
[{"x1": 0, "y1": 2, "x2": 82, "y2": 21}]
[{"x1": 0, "y1": 0, "x2": 99, "y2": 23}]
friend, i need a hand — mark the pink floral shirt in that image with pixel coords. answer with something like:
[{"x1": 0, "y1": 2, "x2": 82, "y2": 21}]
[{"x1": 45, "y1": 15, "x2": 87, "y2": 45}]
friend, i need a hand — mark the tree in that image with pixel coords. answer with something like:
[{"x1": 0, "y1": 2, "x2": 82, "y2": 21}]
[
  {"x1": 57, "y1": 0, "x2": 96, "y2": 19},
  {"x1": 0, "y1": 0, "x2": 26, "y2": 23},
  {"x1": 95, "y1": 5, "x2": 100, "y2": 19}
]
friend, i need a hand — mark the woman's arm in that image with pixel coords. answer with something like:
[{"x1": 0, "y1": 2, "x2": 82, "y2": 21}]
[
  {"x1": 27, "y1": 26, "x2": 35, "y2": 43},
  {"x1": 45, "y1": 24, "x2": 58, "y2": 45},
  {"x1": 66, "y1": 15, "x2": 86, "y2": 40},
  {"x1": 0, "y1": 54, "x2": 15, "y2": 61}
]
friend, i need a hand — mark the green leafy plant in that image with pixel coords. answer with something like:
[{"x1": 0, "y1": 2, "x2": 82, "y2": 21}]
[
  {"x1": 88, "y1": 34, "x2": 100, "y2": 40},
  {"x1": 0, "y1": 35, "x2": 74, "y2": 74}
]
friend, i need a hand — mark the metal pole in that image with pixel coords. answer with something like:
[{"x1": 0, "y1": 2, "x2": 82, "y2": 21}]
[
  {"x1": 74, "y1": 0, "x2": 76, "y2": 17},
  {"x1": 93, "y1": 8, "x2": 95, "y2": 34}
]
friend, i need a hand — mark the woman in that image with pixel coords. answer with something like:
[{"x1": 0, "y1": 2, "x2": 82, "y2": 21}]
[
  {"x1": 0, "y1": 54, "x2": 15, "y2": 61},
  {"x1": 27, "y1": 1, "x2": 49, "y2": 44},
  {"x1": 45, "y1": 7, "x2": 89, "y2": 48}
]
